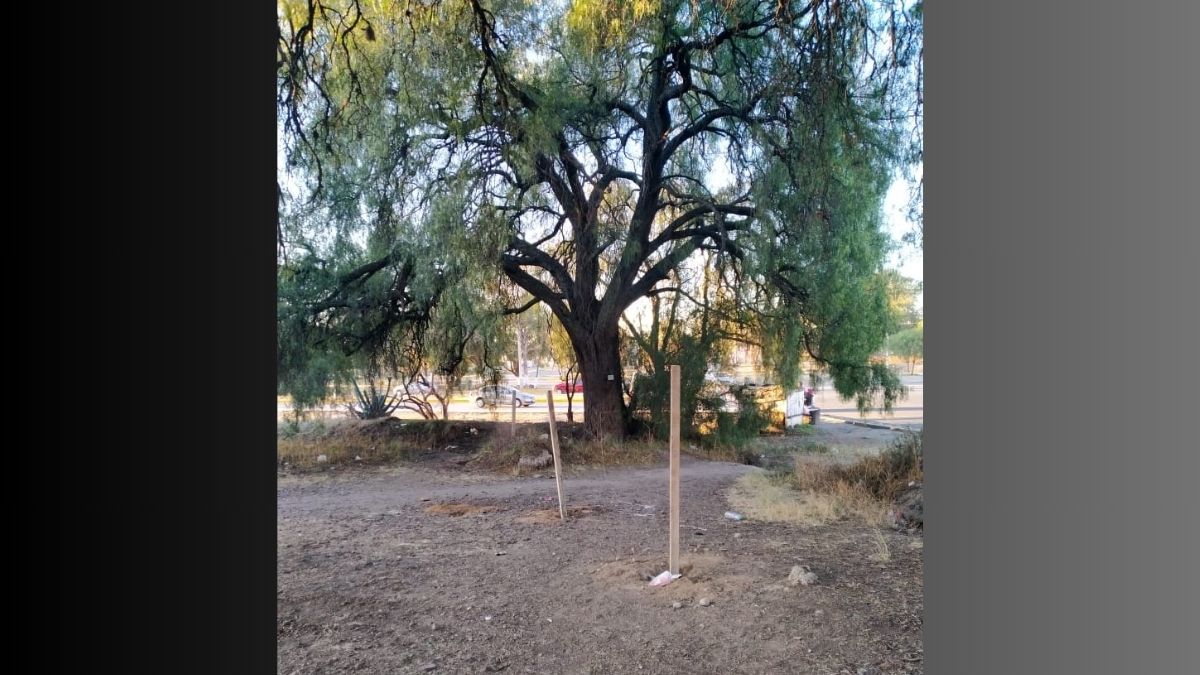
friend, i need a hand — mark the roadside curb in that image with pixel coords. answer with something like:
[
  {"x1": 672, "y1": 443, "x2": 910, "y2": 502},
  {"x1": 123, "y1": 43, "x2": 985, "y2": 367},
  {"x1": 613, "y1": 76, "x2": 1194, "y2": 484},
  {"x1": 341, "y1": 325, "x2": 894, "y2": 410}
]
[{"x1": 821, "y1": 415, "x2": 921, "y2": 432}]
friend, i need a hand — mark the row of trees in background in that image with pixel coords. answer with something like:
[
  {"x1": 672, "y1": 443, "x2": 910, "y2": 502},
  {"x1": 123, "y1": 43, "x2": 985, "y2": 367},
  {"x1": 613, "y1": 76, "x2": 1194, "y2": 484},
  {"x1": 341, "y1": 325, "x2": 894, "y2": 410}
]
[
  {"x1": 277, "y1": 0, "x2": 923, "y2": 439},
  {"x1": 881, "y1": 269, "x2": 923, "y2": 373}
]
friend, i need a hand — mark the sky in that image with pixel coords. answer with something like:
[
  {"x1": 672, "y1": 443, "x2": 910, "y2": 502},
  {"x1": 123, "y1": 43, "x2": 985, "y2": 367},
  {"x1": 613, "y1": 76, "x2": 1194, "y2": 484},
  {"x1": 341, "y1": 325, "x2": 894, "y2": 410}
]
[{"x1": 883, "y1": 174, "x2": 924, "y2": 283}]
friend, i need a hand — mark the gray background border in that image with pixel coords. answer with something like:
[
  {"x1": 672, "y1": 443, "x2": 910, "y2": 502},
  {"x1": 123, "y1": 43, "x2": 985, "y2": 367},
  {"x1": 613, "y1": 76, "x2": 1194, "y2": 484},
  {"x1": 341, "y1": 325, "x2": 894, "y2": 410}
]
[{"x1": 930, "y1": 1, "x2": 1199, "y2": 672}]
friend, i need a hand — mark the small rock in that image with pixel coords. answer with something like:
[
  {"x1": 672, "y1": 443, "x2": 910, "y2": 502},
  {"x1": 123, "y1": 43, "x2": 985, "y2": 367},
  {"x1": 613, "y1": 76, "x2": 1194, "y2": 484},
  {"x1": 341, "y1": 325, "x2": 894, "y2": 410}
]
[
  {"x1": 316, "y1": 454, "x2": 328, "y2": 463},
  {"x1": 733, "y1": 533, "x2": 741, "y2": 539},
  {"x1": 671, "y1": 601, "x2": 683, "y2": 610},
  {"x1": 469, "y1": 428, "x2": 479, "y2": 435},
  {"x1": 420, "y1": 664, "x2": 436, "y2": 672},
  {"x1": 539, "y1": 433, "x2": 550, "y2": 441},
  {"x1": 788, "y1": 565, "x2": 818, "y2": 586},
  {"x1": 893, "y1": 484, "x2": 924, "y2": 529},
  {"x1": 698, "y1": 597, "x2": 712, "y2": 607},
  {"x1": 495, "y1": 551, "x2": 506, "y2": 556},
  {"x1": 517, "y1": 450, "x2": 554, "y2": 470},
  {"x1": 814, "y1": 609, "x2": 824, "y2": 616},
  {"x1": 484, "y1": 615, "x2": 492, "y2": 621},
  {"x1": 354, "y1": 455, "x2": 362, "y2": 461}
]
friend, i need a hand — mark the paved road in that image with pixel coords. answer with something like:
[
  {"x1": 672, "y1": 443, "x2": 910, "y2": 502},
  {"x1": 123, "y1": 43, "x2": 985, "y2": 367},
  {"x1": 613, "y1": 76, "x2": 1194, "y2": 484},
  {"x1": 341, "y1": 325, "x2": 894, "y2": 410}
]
[
  {"x1": 279, "y1": 375, "x2": 924, "y2": 427},
  {"x1": 811, "y1": 376, "x2": 923, "y2": 428}
]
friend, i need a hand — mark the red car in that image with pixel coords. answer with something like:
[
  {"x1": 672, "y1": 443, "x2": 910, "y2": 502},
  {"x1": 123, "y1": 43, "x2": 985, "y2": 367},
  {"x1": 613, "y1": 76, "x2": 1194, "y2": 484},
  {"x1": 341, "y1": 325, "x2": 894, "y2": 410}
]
[{"x1": 554, "y1": 381, "x2": 584, "y2": 393}]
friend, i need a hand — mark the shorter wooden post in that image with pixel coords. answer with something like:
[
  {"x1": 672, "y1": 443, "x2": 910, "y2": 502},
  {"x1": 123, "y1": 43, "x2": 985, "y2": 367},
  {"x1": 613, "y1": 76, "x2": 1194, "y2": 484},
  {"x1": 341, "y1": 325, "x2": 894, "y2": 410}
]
[
  {"x1": 669, "y1": 364, "x2": 681, "y2": 574},
  {"x1": 547, "y1": 390, "x2": 567, "y2": 520}
]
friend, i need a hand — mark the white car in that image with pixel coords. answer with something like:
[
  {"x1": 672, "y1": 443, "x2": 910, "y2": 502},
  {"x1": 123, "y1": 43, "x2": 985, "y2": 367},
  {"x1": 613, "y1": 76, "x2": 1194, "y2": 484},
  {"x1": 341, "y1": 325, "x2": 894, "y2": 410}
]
[
  {"x1": 395, "y1": 382, "x2": 433, "y2": 397},
  {"x1": 475, "y1": 385, "x2": 536, "y2": 408}
]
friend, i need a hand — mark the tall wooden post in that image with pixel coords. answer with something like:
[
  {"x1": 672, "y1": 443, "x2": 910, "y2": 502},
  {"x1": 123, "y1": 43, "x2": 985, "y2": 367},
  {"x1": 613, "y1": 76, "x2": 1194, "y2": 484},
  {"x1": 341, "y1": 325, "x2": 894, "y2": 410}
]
[
  {"x1": 546, "y1": 391, "x2": 567, "y2": 521},
  {"x1": 669, "y1": 364, "x2": 681, "y2": 574}
]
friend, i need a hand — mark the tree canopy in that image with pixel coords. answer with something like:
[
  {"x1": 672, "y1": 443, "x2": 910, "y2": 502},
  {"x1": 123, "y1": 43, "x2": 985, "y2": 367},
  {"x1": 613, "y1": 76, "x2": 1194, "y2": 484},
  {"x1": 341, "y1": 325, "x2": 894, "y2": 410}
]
[{"x1": 277, "y1": 0, "x2": 923, "y2": 438}]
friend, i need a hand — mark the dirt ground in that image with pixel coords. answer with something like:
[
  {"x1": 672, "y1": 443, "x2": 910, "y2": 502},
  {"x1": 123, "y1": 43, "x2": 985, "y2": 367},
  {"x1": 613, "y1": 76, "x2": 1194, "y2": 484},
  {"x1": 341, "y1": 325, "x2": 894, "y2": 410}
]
[{"x1": 278, "y1": 425, "x2": 923, "y2": 674}]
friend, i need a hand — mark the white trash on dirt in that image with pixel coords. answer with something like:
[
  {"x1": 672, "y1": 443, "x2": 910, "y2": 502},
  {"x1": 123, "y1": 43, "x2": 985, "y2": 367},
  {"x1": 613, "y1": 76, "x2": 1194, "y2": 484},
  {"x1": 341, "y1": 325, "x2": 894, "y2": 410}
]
[
  {"x1": 724, "y1": 511, "x2": 745, "y2": 521},
  {"x1": 648, "y1": 570, "x2": 682, "y2": 587},
  {"x1": 788, "y1": 565, "x2": 818, "y2": 586},
  {"x1": 317, "y1": 454, "x2": 329, "y2": 463}
]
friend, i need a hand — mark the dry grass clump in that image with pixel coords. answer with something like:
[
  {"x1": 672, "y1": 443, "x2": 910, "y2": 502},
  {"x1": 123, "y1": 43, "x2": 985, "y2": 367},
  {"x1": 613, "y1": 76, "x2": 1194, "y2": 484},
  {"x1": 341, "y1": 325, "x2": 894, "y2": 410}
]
[
  {"x1": 793, "y1": 431, "x2": 922, "y2": 502},
  {"x1": 726, "y1": 432, "x2": 922, "y2": 527}
]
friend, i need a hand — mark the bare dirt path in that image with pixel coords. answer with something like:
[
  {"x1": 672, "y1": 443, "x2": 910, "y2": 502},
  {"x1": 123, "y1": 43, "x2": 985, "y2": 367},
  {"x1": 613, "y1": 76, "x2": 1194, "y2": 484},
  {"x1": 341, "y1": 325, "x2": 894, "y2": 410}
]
[{"x1": 278, "y1": 457, "x2": 923, "y2": 674}]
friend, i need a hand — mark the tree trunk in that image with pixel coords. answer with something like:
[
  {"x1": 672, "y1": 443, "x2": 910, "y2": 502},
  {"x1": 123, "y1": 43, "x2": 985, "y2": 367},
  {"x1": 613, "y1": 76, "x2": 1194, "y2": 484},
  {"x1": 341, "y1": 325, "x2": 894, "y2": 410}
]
[{"x1": 569, "y1": 324, "x2": 628, "y2": 439}]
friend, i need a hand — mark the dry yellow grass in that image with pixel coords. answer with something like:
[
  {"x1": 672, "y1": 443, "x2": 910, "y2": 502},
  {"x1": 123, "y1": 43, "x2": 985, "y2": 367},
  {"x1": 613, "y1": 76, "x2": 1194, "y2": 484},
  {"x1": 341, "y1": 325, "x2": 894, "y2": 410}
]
[
  {"x1": 726, "y1": 432, "x2": 922, "y2": 528},
  {"x1": 868, "y1": 527, "x2": 893, "y2": 562},
  {"x1": 727, "y1": 471, "x2": 888, "y2": 527},
  {"x1": 560, "y1": 437, "x2": 663, "y2": 466},
  {"x1": 277, "y1": 436, "x2": 425, "y2": 468}
]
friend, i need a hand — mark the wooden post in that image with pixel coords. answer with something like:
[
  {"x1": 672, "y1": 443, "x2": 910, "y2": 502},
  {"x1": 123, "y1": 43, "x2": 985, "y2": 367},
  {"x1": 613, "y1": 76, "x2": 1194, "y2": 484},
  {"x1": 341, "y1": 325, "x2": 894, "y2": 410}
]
[
  {"x1": 511, "y1": 391, "x2": 517, "y2": 437},
  {"x1": 546, "y1": 390, "x2": 567, "y2": 521},
  {"x1": 669, "y1": 364, "x2": 681, "y2": 575}
]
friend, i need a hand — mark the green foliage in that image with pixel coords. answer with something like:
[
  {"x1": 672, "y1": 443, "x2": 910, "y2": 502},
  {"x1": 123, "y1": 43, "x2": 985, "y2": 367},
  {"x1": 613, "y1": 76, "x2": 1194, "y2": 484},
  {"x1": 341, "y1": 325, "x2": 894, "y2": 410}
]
[
  {"x1": 880, "y1": 270, "x2": 924, "y2": 333},
  {"x1": 277, "y1": 0, "x2": 923, "y2": 436},
  {"x1": 710, "y1": 386, "x2": 773, "y2": 448},
  {"x1": 349, "y1": 380, "x2": 402, "y2": 420},
  {"x1": 627, "y1": 332, "x2": 715, "y2": 440},
  {"x1": 829, "y1": 360, "x2": 906, "y2": 414},
  {"x1": 890, "y1": 325, "x2": 923, "y2": 372}
]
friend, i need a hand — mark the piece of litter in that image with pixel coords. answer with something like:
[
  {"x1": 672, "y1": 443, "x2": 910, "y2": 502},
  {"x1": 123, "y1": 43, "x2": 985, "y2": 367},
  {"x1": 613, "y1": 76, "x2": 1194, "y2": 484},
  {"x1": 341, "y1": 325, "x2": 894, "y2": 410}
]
[
  {"x1": 724, "y1": 511, "x2": 745, "y2": 521},
  {"x1": 648, "y1": 570, "x2": 681, "y2": 587},
  {"x1": 788, "y1": 565, "x2": 819, "y2": 586}
]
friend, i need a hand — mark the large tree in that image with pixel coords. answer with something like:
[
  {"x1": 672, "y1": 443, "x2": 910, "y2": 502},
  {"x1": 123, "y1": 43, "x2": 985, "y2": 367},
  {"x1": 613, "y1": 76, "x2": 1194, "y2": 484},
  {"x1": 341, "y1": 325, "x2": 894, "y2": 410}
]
[{"x1": 278, "y1": 0, "x2": 923, "y2": 439}]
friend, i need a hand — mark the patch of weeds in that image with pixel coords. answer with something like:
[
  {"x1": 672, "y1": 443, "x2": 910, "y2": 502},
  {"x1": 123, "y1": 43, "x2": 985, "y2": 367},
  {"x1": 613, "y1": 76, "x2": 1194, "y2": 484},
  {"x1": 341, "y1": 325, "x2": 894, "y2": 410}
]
[
  {"x1": 868, "y1": 528, "x2": 892, "y2": 563},
  {"x1": 796, "y1": 441, "x2": 830, "y2": 454},
  {"x1": 796, "y1": 432, "x2": 922, "y2": 502},
  {"x1": 726, "y1": 432, "x2": 923, "y2": 528},
  {"x1": 563, "y1": 436, "x2": 663, "y2": 466}
]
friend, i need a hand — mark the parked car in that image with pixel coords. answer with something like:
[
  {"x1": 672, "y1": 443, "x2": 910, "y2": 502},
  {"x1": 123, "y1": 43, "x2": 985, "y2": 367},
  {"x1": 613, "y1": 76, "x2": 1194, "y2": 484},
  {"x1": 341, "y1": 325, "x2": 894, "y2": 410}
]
[
  {"x1": 553, "y1": 381, "x2": 584, "y2": 394},
  {"x1": 475, "y1": 385, "x2": 536, "y2": 408}
]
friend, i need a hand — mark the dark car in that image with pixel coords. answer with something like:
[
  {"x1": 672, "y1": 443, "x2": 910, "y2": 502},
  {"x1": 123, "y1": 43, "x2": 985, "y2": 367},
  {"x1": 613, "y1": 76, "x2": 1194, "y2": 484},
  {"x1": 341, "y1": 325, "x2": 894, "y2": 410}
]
[{"x1": 553, "y1": 381, "x2": 584, "y2": 393}]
